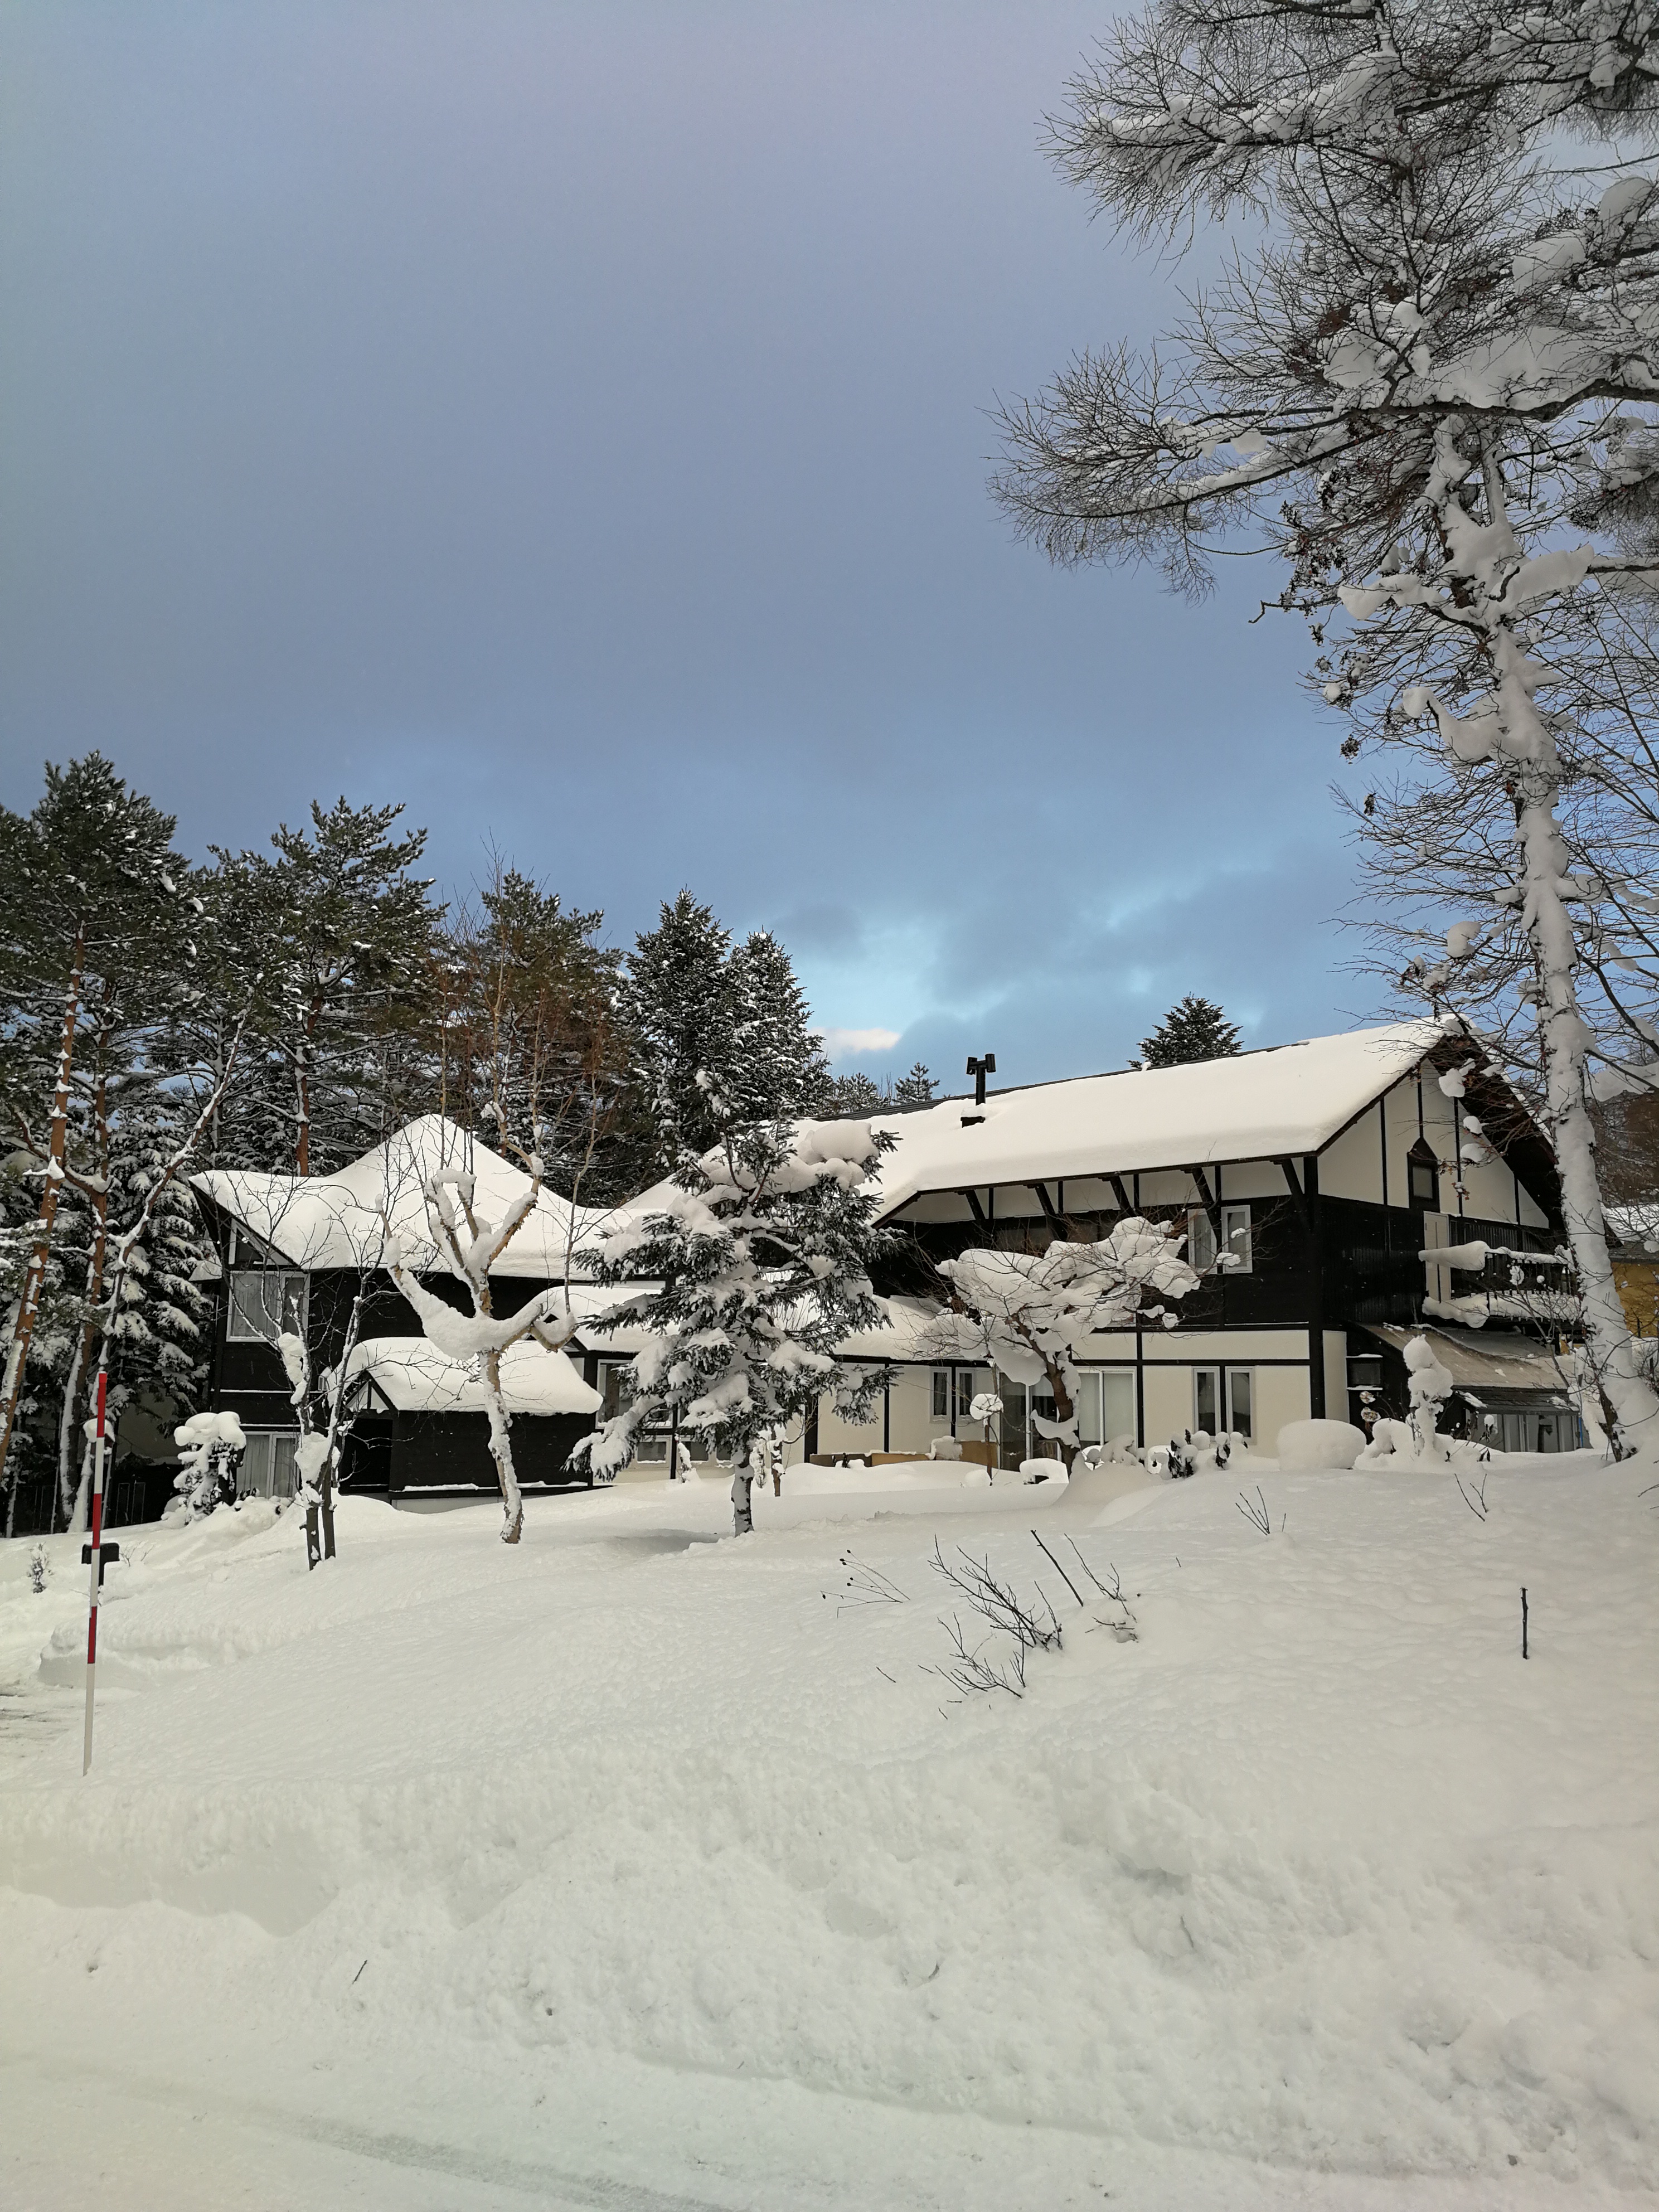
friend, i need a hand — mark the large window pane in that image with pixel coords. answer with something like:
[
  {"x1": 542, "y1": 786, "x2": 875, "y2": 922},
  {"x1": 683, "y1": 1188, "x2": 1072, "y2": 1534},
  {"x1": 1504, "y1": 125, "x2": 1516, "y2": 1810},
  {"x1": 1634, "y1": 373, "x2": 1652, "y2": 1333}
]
[
  {"x1": 1188, "y1": 1210, "x2": 1216, "y2": 1272},
  {"x1": 228, "y1": 1270, "x2": 307, "y2": 1343},
  {"x1": 1225, "y1": 1368, "x2": 1253, "y2": 1441},
  {"x1": 1102, "y1": 1371, "x2": 1136, "y2": 1444},
  {"x1": 1075, "y1": 1372, "x2": 1103, "y2": 1445},
  {"x1": 1194, "y1": 1367, "x2": 1220, "y2": 1434}
]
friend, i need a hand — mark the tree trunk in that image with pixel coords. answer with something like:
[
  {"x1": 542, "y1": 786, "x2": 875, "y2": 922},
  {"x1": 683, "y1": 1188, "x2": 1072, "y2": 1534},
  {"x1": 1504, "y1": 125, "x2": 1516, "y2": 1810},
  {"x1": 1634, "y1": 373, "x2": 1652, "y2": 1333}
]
[
  {"x1": 294, "y1": 993, "x2": 324, "y2": 1175},
  {"x1": 1496, "y1": 625, "x2": 1659, "y2": 1457},
  {"x1": 731, "y1": 1467, "x2": 754, "y2": 1535},
  {"x1": 483, "y1": 1351, "x2": 524, "y2": 1542},
  {"x1": 57, "y1": 988, "x2": 117, "y2": 1527},
  {"x1": 0, "y1": 927, "x2": 86, "y2": 1501}
]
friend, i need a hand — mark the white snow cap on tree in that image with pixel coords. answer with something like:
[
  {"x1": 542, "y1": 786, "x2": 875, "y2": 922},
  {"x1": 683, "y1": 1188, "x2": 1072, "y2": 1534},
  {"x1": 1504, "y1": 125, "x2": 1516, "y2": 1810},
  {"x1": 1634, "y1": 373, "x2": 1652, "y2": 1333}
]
[
  {"x1": 937, "y1": 1221, "x2": 1199, "y2": 1459},
  {"x1": 173, "y1": 1409, "x2": 246, "y2": 1517}
]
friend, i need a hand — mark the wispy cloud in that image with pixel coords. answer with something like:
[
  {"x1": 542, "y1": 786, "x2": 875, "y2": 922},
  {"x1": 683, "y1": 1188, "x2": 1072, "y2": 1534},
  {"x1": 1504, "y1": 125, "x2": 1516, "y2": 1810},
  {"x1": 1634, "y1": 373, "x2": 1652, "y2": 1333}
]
[{"x1": 821, "y1": 1025, "x2": 901, "y2": 1061}]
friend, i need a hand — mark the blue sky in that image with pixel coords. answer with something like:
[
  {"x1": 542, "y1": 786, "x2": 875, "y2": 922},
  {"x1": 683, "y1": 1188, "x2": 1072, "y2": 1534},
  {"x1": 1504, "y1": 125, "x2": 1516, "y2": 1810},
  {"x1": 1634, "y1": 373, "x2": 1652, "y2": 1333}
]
[{"x1": 0, "y1": 1, "x2": 1374, "y2": 1089}]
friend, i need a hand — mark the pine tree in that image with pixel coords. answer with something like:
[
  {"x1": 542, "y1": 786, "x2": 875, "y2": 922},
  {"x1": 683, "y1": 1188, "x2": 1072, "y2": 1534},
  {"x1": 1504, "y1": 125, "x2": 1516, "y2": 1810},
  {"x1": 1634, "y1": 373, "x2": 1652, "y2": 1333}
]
[
  {"x1": 1137, "y1": 998, "x2": 1242, "y2": 1069},
  {"x1": 436, "y1": 868, "x2": 638, "y2": 1207},
  {"x1": 581, "y1": 1114, "x2": 895, "y2": 1531},
  {"x1": 824, "y1": 1071, "x2": 883, "y2": 1116},
  {"x1": 623, "y1": 895, "x2": 832, "y2": 1172},
  {"x1": 204, "y1": 799, "x2": 439, "y2": 1175},
  {"x1": 622, "y1": 892, "x2": 737, "y2": 1169},
  {"x1": 727, "y1": 930, "x2": 833, "y2": 1124},
  {"x1": 0, "y1": 756, "x2": 196, "y2": 1510},
  {"x1": 894, "y1": 1061, "x2": 937, "y2": 1107},
  {"x1": 991, "y1": 0, "x2": 1659, "y2": 1451}
]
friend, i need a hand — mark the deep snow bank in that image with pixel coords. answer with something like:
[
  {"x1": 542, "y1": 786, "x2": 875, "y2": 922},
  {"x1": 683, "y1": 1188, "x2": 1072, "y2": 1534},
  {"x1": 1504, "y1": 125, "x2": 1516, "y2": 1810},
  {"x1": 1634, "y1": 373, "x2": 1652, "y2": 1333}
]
[{"x1": 1, "y1": 1458, "x2": 1655, "y2": 2196}]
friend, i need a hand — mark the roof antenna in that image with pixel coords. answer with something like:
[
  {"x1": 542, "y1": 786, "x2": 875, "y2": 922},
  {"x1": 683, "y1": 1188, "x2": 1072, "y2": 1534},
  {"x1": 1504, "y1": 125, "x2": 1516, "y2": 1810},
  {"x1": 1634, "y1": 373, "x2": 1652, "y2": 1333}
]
[{"x1": 966, "y1": 1052, "x2": 996, "y2": 1107}]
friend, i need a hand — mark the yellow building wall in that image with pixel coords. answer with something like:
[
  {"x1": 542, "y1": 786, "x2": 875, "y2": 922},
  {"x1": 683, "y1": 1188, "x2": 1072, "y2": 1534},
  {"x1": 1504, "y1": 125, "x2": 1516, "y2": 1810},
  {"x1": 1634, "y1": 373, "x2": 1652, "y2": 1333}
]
[{"x1": 1615, "y1": 1258, "x2": 1659, "y2": 1339}]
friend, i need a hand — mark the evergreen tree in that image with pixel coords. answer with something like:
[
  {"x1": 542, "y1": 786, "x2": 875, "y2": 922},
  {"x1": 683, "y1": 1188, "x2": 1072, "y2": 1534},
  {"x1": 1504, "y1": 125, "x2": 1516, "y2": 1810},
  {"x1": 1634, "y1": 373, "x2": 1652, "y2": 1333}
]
[
  {"x1": 203, "y1": 799, "x2": 439, "y2": 1175},
  {"x1": 581, "y1": 1114, "x2": 895, "y2": 1532},
  {"x1": 436, "y1": 868, "x2": 640, "y2": 1207},
  {"x1": 623, "y1": 895, "x2": 832, "y2": 1172},
  {"x1": 727, "y1": 930, "x2": 833, "y2": 1124},
  {"x1": 894, "y1": 1061, "x2": 937, "y2": 1107},
  {"x1": 824, "y1": 1070, "x2": 883, "y2": 1116},
  {"x1": 623, "y1": 892, "x2": 737, "y2": 1168},
  {"x1": 990, "y1": 0, "x2": 1659, "y2": 1451},
  {"x1": 1137, "y1": 997, "x2": 1243, "y2": 1069},
  {"x1": 0, "y1": 756, "x2": 196, "y2": 1508}
]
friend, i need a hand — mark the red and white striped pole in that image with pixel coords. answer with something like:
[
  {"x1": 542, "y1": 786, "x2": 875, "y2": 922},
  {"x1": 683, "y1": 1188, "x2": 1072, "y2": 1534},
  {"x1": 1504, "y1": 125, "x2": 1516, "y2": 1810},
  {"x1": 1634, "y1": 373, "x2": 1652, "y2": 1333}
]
[{"x1": 82, "y1": 1367, "x2": 108, "y2": 1775}]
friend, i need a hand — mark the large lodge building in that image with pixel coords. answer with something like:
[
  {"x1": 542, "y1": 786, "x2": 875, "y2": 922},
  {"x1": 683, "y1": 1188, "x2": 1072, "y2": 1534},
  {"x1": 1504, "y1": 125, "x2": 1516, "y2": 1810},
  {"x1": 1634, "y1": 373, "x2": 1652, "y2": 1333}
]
[{"x1": 184, "y1": 1020, "x2": 1583, "y2": 1506}]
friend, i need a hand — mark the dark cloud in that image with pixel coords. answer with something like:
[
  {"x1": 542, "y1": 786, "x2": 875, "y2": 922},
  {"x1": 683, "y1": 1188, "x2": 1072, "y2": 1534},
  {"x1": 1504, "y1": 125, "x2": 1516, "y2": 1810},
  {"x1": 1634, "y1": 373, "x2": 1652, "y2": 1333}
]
[{"x1": 0, "y1": 1, "x2": 1370, "y2": 1085}]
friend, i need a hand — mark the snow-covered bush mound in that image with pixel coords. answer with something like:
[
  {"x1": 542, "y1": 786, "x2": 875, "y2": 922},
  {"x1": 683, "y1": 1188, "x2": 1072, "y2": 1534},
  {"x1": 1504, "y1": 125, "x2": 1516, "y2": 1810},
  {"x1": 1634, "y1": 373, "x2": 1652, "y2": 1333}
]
[{"x1": 1275, "y1": 1418, "x2": 1366, "y2": 1471}]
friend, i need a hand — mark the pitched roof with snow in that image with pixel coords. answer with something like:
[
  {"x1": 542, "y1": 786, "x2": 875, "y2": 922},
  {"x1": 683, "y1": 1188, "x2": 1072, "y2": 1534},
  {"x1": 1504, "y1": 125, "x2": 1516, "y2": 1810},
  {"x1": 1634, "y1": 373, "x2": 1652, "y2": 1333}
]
[
  {"x1": 343, "y1": 1335, "x2": 602, "y2": 1417},
  {"x1": 192, "y1": 1114, "x2": 615, "y2": 1277},
  {"x1": 867, "y1": 1021, "x2": 1445, "y2": 1214}
]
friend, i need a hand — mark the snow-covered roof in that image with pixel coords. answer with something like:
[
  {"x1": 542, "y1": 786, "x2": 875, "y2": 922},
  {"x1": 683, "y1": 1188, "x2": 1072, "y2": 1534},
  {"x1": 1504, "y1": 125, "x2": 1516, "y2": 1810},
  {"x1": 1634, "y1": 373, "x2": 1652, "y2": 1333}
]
[
  {"x1": 192, "y1": 1115, "x2": 615, "y2": 1278},
  {"x1": 1362, "y1": 1325, "x2": 1570, "y2": 1397},
  {"x1": 342, "y1": 1335, "x2": 601, "y2": 1418},
  {"x1": 833, "y1": 1296, "x2": 986, "y2": 1365},
  {"x1": 868, "y1": 1022, "x2": 1445, "y2": 1214}
]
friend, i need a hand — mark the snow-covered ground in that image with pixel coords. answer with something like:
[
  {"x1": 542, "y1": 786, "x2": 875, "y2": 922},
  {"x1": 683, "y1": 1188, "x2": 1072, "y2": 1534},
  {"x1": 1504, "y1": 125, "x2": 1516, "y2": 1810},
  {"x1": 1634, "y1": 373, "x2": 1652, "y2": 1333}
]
[{"x1": 2, "y1": 1453, "x2": 1655, "y2": 2210}]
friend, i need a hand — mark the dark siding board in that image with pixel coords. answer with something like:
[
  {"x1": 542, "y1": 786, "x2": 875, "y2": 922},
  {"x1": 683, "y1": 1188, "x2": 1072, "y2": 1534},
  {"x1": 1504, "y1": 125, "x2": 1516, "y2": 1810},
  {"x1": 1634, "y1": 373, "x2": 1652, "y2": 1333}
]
[{"x1": 387, "y1": 1411, "x2": 593, "y2": 1492}]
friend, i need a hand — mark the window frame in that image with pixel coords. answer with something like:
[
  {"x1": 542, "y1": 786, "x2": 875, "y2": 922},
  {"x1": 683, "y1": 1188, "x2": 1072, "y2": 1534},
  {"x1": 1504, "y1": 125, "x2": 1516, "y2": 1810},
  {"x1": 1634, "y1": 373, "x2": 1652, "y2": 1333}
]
[
  {"x1": 226, "y1": 1268, "x2": 309, "y2": 1345},
  {"x1": 1224, "y1": 1365, "x2": 1254, "y2": 1443},
  {"x1": 1220, "y1": 1203, "x2": 1253, "y2": 1274},
  {"x1": 1407, "y1": 1142, "x2": 1440, "y2": 1209},
  {"x1": 1193, "y1": 1364, "x2": 1254, "y2": 1440},
  {"x1": 1193, "y1": 1364, "x2": 1221, "y2": 1434}
]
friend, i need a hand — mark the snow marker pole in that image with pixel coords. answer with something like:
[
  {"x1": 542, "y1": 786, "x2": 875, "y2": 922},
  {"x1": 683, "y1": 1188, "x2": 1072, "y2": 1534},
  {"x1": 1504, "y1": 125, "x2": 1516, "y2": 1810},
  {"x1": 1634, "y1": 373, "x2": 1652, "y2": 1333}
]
[{"x1": 82, "y1": 1367, "x2": 108, "y2": 1774}]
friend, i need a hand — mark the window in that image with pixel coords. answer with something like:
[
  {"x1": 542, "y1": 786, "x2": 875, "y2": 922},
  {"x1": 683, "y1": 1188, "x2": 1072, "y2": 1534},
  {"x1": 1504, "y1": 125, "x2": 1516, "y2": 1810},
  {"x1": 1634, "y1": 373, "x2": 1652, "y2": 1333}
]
[
  {"x1": 1226, "y1": 1367, "x2": 1253, "y2": 1442},
  {"x1": 955, "y1": 1369, "x2": 981, "y2": 1418},
  {"x1": 1101, "y1": 1371, "x2": 1136, "y2": 1444},
  {"x1": 601, "y1": 1362, "x2": 636, "y2": 1421},
  {"x1": 1187, "y1": 1209, "x2": 1217, "y2": 1271},
  {"x1": 601, "y1": 1363, "x2": 668, "y2": 1458},
  {"x1": 227, "y1": 1269, "x2": 308, "y2": 1343},
  {"x1": 1194, "y1": 1366, "x2": 1220, "y2": 1434},
  {"x1": 1193, "y1": 1366, "x2": 1253, "y2": 1440},
  {"x1": 239, "y1": 1432, "x2": 299, "y2": 1499},
  {"x1": 1075, "y1": 1372, "x2": 1102, "y2": 1444},
  {"x1": 932, "y1": 1369, "x2": 949, "y2": 1420},
  {"x1": 1408, "y1": 1142, "x2": 1439, "y2": 1208},
  {"x1": 1221, "y1": 1204, "x2": 1253, "y2": 1273}
]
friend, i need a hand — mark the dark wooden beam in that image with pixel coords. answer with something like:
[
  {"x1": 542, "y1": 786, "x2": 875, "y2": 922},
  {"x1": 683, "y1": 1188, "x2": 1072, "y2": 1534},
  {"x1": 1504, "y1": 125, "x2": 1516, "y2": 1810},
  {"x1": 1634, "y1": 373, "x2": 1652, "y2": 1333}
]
[
  {"x1": 958, "y1": 1188, "x2": 989, "y2": 1229},
  {"x1": 1274, "y1": 1155, "x2": 1313, "y2": 1229},
  {"x1": 1187, "y1": 1165, "x2": 1220, "y2": 1239},
  {"x1": 1029, "y1": 1181, "x2": 1062, "y2": 1230},
  {"x1": 1108, "y1": 1174, "x2": 1132, "y2": 1215}
]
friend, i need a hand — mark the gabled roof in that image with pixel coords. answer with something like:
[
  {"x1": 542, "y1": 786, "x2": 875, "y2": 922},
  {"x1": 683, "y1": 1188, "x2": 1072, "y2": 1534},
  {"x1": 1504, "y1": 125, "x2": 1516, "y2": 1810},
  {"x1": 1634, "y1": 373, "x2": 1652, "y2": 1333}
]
[
  {"x1": 869, "y1": 1021, "x2": 1446, "y2": 1215},
  {"x1": 343, "y1": 1335, "x2": 601, "y2": 1417},
  {"x1": 192, "y1": 1114, "x2": 614, "y2": 1278}
]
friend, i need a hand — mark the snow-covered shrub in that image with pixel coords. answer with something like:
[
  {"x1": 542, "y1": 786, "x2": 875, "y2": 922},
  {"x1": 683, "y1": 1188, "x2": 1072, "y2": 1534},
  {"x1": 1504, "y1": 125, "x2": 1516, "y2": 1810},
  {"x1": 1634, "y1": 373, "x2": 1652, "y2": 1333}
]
[
  {"x1": 1277, "y1": 1419, "x2": 1367, "y2": 1472},
  {"x1": 173, "y1": 1409, "x2": 246, "y2": 1517},
  {"x1": 28, "y1": 1541, "x2": 48, "y2": 1594}
]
